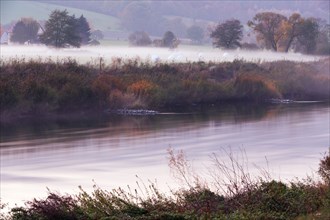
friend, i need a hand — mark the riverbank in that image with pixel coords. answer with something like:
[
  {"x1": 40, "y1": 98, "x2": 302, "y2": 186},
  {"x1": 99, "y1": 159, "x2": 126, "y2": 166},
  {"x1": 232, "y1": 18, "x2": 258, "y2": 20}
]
[
  {"x1": 1, "y1": 149, "x2": 329, "y2": 220},
  {"x1": 1, "y1": 58, "x2": 329, "y2": 122}
]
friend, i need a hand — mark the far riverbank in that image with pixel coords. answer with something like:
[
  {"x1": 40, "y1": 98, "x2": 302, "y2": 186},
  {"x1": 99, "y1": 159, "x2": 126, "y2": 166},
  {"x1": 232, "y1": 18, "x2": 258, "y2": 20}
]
[{"x1": 1, "y1": 58, "x2": 329, "y2": 122}]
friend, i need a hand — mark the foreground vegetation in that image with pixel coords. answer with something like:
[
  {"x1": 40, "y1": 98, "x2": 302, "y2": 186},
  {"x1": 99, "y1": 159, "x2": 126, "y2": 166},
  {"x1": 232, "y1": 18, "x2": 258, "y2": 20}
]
[
  {"x1": 1, "y1": 149, "x2": 329, "y2": 220},
  {"x1": 0, "y1": 57, "x2": 329, "y2": 121}
]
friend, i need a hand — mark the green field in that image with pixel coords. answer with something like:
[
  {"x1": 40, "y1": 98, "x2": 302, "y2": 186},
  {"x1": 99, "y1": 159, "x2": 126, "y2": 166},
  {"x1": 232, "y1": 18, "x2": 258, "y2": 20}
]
[{"x1": 0, "y1": 0, "x2": 121, "y2": 31}]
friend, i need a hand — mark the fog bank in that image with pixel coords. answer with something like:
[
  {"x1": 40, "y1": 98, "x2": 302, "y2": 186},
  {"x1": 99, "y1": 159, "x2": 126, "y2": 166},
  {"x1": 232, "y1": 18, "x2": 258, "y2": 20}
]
[{"x1": 0, "y1": 45, "x2": 323, "y2": 65}]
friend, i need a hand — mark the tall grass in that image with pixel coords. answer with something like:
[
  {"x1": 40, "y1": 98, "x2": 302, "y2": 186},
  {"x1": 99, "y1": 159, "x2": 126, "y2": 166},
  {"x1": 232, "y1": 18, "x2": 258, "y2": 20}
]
[
  {"x1": 2, "y1": 148, "x2": 329, "y2": 220},
  {"x1": 1, "y1": 58, "x2": 329, "y2": 121}
]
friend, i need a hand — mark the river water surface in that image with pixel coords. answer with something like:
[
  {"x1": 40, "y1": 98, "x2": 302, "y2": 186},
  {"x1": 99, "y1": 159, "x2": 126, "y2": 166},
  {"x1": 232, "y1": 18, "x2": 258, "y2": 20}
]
[{"x1": 0, "y1": 103, "x2": 329, "y2": 207}]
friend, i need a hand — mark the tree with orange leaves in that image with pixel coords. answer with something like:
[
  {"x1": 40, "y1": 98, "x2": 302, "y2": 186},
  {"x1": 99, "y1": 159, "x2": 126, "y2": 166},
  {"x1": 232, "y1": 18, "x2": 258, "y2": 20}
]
[
  {"x1": 249, "y1": 12, "x2": 320, "y2": 53},
  {"x1": 280, "y1": 13, "x2": 304, "y2": 52},
  {"x1": 248, "y1": 12, "x2": 287, "y2": 51}
]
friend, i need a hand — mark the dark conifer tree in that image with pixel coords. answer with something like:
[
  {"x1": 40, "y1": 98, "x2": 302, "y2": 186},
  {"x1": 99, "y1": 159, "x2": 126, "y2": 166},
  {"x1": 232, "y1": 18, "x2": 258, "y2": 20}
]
[{"x1": 77, "y1": 15, "x2": 91, "y2": 45}]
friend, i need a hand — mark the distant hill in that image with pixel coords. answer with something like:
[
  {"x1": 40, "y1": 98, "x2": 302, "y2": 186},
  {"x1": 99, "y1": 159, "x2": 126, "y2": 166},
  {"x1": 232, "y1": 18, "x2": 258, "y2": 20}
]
[
  {"x1": 33, "y1": 0, "x2": 330, "y2": 23},
  {"x1": 29, "y1": 0, "x2": 329, "y2": 39},
  {"x1": 0, "y1": 0, "x2": 121, "y2": 31}
]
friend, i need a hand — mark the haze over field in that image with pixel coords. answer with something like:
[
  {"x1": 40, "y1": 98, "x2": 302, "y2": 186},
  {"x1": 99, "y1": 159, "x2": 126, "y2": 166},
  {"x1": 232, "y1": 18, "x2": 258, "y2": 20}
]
[{"x1": 0, "y1": 45, "x2": 322, "y2": 64}]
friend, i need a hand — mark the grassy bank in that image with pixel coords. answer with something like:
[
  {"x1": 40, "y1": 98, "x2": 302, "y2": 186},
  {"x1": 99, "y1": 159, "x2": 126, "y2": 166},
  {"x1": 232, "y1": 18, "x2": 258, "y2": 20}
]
[
  {"x1": 1, "y1": 149, "x2": 329, "y2": 220},
  {"x1": 1, "y1": 58, "x2": 329, "y2": 121}
]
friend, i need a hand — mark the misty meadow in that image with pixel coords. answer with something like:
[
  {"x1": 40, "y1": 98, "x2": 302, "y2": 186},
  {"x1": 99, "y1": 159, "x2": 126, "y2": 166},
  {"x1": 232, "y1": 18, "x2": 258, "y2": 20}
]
[{"x1": 0, "y1": 0, "x2": 330, "y2": 219}]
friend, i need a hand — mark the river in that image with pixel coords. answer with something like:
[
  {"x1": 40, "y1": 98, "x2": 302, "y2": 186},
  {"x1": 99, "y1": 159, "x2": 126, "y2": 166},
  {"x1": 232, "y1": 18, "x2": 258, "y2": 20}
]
[{"x1": 0, "y1": 103, "x2": 329, "y2": 207}]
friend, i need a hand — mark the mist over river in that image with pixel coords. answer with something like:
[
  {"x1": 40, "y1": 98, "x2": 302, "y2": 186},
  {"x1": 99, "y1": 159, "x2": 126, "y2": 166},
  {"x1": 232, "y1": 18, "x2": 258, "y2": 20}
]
[{"x1": 0, "y1": 103, "x2": 329, "y2": 207}]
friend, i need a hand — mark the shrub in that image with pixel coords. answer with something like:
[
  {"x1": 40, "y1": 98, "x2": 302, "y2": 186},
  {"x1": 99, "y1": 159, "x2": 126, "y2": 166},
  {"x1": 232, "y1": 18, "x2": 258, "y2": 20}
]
[
  {"x1": 10, "y1": 193, "x2": 86, "y2": 220},
  {"x1": 179, "y1": 188, "x2": 225, "y2": 216},
  {"x1": 234, "y1": 74, "x2": 281, "y2": 101},
  {"x1": 318, "y1": 150, "x2": 330, "y2": 184},
  {"x1": 108, "y1": 89, "x2": 135, "y2": 109},
  {"x1": 58, "y1": 82, "x2": 94, "y2": 110},
  {"x1": 92, "y1": 75, "x2": 124, "y2": 107},
  {"x1": 128, "y1": 80, "x2": 156, "y2": 98},
  {"x1": 128, "y1": 31, "x2": 152, "y2": 46},
  {"x1": 241, "y1": 42, "x2": 260, "y2": 50},
  {"x1": 0, "y1": 80, "x2": 18, "y2": 108},
  {"x1": 23, "y1": 81, "x2": 56, "y2": 104}
]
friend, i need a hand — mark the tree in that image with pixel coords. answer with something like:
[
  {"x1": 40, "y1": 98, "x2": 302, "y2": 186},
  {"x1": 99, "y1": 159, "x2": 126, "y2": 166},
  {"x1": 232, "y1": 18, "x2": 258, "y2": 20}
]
[
  {"x1": 91, "y1": 30, "x2": 104, "y2": 41},
  {"x1": 315, "y1": 22, "x2": 330, "y2": 55},
  {"x1": 40, "y1": 10, "x2": 81, "y2": 48},
  {"x1": 162, "y1": 31, "x2": 178, "y2": 48},
  {"x1": 295, "y1": 18, "x2": 319, "y2": 54},
  {"x1": 248, "y1": 12, "x2": 287, "y2": 51},
  {"x1": 76, "y1": 15, "x2": 91, "y2": 45},
  {"x1": 186, "y1": 25, "x2": 204, "y2": 44},
  {"x1": 11, "y1": 18, "x2": 40, "y2": 44},
  {"x1": 211, "y1": 19, "x2": 243, "y2": 49},
  {"x1": 280, "y1": 13, "x2": 304, "y2": 52},
  {"x1": 128, "y1": 31, "x2": 151, "y2": 46},
  {"x1": 249, "y1": 12, "x2": 321, "y2": 53}
]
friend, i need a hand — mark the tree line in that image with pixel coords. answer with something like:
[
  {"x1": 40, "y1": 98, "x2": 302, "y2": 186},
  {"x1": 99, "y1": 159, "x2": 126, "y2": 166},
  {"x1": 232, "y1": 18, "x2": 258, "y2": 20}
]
[
  {"x1": 5, "y1": 9, "x2": 329, "y2": 55},
  {"x1": 129, "y1": 11, "x2": 329, "y2": 55},
  {"x1": 210, "y1": 12, "x2": 329, "y2": 54},
  {"x1": 128, "y1": 30, "x2": 180, "y2": 49}
]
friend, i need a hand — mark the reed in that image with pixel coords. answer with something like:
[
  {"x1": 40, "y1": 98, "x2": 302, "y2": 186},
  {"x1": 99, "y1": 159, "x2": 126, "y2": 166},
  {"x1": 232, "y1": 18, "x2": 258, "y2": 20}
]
[
  {"x1": 1, "y1": 58, "x2": 329, "y2": 121},
  {"x1": 3, "y1": 149, "x2": 329, "y2": 220}
]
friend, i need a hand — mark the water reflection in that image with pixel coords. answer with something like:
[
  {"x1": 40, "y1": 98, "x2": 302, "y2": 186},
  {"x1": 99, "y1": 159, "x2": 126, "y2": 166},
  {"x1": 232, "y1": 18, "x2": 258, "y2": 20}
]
[
  {"x1": 0, "y1": 103, "x2": 329, "y2": 206},
  {"x1": 1, "y1": 103, "x2": 327, "y2": 147}
]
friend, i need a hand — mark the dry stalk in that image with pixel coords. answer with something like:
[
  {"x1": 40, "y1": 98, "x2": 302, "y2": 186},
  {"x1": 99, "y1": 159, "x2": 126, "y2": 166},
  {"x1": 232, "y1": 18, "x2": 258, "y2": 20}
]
[
  {"x1": 167, "y1": 147, "x2": 204, "y2": 189},
  {"x1": 209, "y1": 147, "x2": 267, "y2": 197}
]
